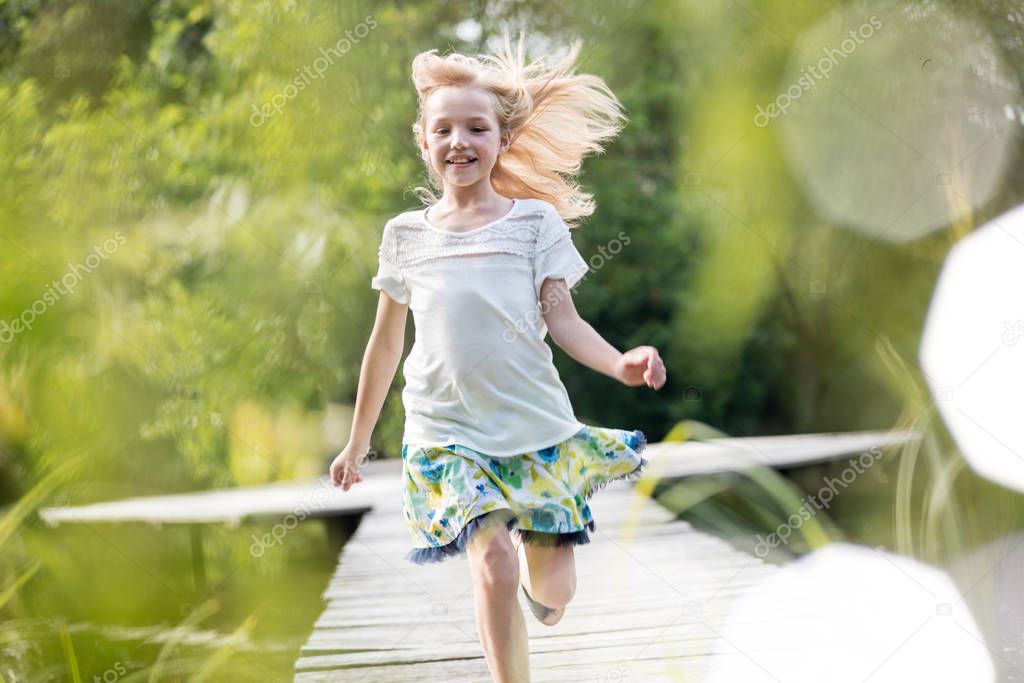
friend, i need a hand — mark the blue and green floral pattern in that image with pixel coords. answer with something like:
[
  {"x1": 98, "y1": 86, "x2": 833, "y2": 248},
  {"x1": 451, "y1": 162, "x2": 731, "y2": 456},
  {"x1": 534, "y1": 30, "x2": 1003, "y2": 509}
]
[{"x1": 401, "y1": 425, "x2": 649, "y2": 563}]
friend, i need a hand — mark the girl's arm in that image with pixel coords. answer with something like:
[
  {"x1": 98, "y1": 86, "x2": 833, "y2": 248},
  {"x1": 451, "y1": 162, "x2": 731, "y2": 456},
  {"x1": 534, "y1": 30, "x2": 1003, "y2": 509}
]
[
  {"x1": 540, "y1": 277, "x2": 666, "y2": 390},
  {"x1": 350, "y1": 292, "x2": 408, "y2": 444},
  {"x1": 331, "y1": 292, "x2": 408, "y2": 489}
]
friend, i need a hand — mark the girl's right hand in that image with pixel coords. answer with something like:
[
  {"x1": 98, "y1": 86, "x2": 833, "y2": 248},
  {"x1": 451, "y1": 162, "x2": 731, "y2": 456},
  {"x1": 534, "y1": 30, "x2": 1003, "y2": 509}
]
[
  {"x1": 330, "y1": 443, "x2": 370, "y2": 491},
  {"x1": 615, "y1": 345, "x2": 667, "y2": 390}
]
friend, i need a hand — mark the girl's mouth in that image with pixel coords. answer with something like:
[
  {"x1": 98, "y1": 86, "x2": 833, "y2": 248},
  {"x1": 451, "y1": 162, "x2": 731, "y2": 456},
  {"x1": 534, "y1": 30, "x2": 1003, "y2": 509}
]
[{"x1": 446, "y1": 157, "x2": 477, "y2": 167}]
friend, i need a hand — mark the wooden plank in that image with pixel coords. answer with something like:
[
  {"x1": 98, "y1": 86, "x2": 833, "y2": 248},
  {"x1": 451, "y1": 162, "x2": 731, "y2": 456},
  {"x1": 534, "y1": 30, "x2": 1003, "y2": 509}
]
[
  {"x1": 647, "y1": 429, "x2": 919, "y2": 478},
  {"x1": 304, "y1": 628, "x2": 749, "y2": 662},
  {"x1": 38, "y1": 458, "x2": 403, "y2": 526},
  {"x1": 300, "y1": 600, "x2": 812, "y2": 655},
  {"x1": 294, "y1": 651, "x2": 735, "y2": 683}
]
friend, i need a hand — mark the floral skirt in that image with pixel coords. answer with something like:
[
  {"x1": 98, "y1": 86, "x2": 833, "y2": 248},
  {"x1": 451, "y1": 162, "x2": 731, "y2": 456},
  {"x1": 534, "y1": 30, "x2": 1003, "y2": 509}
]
[{"x1": 400, "y1": 424, "x2": 649, "y2": 564}]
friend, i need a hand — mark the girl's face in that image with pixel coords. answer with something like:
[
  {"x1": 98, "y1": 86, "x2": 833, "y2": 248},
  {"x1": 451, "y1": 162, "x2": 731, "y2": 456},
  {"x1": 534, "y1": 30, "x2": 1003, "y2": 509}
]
[{"x1": 420, "y1": 85, "x2": 509, "y2": 190}]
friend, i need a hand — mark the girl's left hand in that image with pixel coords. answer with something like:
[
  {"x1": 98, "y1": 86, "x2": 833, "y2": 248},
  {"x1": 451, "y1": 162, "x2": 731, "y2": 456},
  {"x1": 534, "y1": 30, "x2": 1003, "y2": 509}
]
[{"x1": 615, "y1": 346, "x2": 666, "y2": 390}]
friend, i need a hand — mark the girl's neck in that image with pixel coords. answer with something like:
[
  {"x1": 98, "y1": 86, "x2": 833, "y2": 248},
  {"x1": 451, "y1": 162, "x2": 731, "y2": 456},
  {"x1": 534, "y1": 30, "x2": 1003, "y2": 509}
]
[
  {"x1": 437, "y1": 183, "x2": 509, "y2": 211},
  {"x1": 428, "y1": 186, "x2": 514, "y2": 232}
]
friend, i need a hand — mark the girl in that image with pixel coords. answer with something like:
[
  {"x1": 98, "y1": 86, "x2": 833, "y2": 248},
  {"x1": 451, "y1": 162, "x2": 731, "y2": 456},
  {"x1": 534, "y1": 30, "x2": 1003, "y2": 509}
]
[{"x1": 329, "y1": 31, "x2": 666, "y2": 683}]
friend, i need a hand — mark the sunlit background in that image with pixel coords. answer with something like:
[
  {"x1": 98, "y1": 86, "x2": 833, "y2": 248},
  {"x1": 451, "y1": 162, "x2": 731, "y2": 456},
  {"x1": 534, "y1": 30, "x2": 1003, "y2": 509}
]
[{"x1": 2, "y1": 0, "x2": 1023, "y2": 679}]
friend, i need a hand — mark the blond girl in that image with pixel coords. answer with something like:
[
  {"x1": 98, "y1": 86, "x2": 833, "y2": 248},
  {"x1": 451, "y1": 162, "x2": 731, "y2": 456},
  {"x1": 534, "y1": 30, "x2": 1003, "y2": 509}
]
[{"x1": 330, "y1": 31, "x2": 666, "y2": 683}]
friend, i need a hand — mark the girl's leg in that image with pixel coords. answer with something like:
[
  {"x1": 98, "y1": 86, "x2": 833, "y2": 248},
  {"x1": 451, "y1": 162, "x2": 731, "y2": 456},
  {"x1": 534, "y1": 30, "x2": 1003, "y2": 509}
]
[
  {"x1": 515, "y1": 535, "x2": 577, "y2": 626},
  {"x1": 465, "y1": 515, "x2": 531, "y2": 683}
]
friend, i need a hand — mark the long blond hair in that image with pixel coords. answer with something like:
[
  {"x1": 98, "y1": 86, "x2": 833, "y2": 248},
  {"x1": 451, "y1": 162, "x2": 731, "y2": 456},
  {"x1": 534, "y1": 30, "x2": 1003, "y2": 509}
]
[{"x1": 409, "y1": 31, "x2": 627, "y2": 227}]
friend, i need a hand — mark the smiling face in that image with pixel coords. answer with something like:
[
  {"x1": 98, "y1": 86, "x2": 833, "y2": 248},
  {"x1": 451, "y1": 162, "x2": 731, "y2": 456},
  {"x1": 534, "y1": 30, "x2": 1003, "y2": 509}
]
[{"x1": 420, "y1": 85, "x2": 509, "y2": 191}]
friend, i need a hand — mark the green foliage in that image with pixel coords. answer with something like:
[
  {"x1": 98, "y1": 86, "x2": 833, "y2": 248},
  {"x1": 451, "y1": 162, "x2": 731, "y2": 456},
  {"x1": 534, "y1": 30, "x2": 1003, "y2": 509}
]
[{"x1": 0, "y1": 0, "x2": 1020, "y2": 495}]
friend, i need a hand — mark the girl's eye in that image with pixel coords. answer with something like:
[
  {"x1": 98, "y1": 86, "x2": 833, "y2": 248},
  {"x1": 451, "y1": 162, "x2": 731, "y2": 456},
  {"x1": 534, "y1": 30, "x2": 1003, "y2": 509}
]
[{"x1": 434, "y1": 128, "x2": 486, "y2": 134}]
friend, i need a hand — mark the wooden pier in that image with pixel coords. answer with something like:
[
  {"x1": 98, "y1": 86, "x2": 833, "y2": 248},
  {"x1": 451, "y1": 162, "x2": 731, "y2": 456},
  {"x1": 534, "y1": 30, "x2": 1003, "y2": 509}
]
[
  {"x1": 37, "y1": 430, "x2": 919, "y2": 680},
  {"x1": 293, "y1": 430, "x2": 918, "y2": 681}
]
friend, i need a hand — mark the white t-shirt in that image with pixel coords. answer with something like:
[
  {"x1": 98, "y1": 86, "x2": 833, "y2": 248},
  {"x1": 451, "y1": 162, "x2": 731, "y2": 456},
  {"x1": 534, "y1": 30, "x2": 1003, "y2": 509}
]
[{"x1": 370, "y1": 197, "x2": 591, "y2": 457}]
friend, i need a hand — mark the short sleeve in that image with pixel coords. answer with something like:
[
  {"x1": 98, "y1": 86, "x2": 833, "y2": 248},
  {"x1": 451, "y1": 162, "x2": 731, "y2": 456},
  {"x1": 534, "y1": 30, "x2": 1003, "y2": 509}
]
[
  {"x1": 533, "y1": 206, "x2": 589, "y2": 297},
  {"x1": 370, "y1": 221, "x2": 411, "y2": 304}
]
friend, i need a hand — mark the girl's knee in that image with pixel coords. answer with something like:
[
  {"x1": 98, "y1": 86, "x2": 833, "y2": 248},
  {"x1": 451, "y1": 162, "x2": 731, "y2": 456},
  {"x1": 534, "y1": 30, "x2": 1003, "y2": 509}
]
[
  {"x1": 551, "y1": 575, "x2": 578, "y2": 607},
  {"x1": 532, "y1": 572, "x2": 576, "y2": 608},
  {"x1": 468, "y1": 529, "x2": 519, "y2": 587}
]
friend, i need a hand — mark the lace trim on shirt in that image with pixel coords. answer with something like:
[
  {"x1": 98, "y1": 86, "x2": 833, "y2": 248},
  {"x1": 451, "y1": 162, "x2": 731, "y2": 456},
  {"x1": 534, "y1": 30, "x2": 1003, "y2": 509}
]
[{"x1": 379, "y1": 202, "x2": 565, "y2": 269}]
